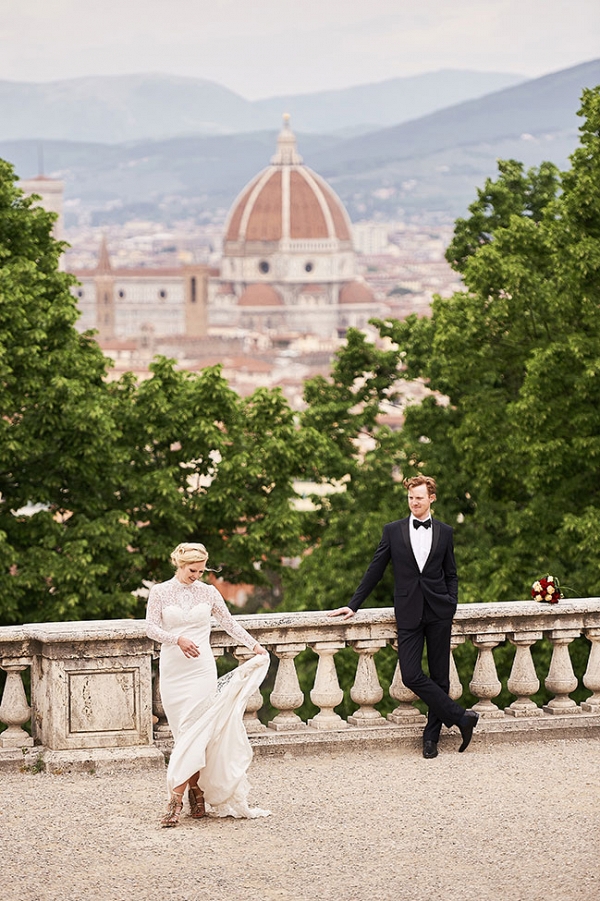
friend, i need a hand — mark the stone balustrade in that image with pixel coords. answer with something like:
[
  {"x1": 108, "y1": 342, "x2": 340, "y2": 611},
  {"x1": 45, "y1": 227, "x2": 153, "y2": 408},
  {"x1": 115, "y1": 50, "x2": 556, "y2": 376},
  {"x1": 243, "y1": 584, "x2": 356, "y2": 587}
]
[{"x1": 1, "y1": 599, "x2": 600, "y2": 771}]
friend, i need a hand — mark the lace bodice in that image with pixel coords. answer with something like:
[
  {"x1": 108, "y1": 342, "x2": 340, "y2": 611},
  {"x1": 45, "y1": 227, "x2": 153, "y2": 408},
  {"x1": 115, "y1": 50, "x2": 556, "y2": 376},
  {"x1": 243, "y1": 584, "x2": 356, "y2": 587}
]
[{"x1": 145, "y1": 577, "x2": 257, "y2": 651}]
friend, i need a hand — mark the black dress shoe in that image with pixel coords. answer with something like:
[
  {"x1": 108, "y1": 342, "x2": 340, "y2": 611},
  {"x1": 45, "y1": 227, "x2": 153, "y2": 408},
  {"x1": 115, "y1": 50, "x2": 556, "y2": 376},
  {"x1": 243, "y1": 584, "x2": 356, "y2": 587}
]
[
  {"x1": 458, "y1": 709, "x2": 479, "y2": 752},
  {"x1": 422, "y1": 740, "x2": 438, "y2": 759}
]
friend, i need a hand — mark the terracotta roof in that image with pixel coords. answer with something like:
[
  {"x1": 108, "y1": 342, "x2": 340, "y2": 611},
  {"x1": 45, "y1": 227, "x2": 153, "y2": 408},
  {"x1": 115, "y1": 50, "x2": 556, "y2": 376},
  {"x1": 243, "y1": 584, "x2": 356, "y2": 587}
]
[
  {"x1": 238, "y1": 284, "x2": 282, "y2": 307},
  {"x1": 187, "y1": 355, "x2": 273, "y2": 373},
  {"x1": 96, "y1": 338, "x2": 138, "y2": 351},
  {"x1": 339, "y1": 281, "x2": 375, "y2": 305},
  {"x1": 71, "y1": 267, "x2": 185, "y2": 279},
  {"x1": 300, "y1": 283, "x2": 327, "y2": 293},
  {"x1": 245, "y1": 171, "x2": 283, "y2": 242},
  {"x1": 289, "y1": 170, "x2": 328, "y2": 239},
  {"x1": 224, "y1": 123, "x2": 352, "y2": 246}
]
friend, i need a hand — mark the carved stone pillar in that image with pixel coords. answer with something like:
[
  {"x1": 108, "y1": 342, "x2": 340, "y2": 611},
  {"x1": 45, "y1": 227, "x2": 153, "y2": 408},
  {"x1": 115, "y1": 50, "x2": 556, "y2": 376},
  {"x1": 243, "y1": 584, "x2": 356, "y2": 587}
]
[
  {"x1": 0, "y1": 659, "x2": 33, "y2": 748},
  {"x1": 348, "y1": 640, "x2": 387, "y2": 726},
  {"x1": 469, "y1": 633, "x2": 504, "y2": 717},
  {"x1": 386, "y1": 650, "x2": 426, "y2": 725},
  {"x1": 581, "y1": 628, "x2": 600, "y2": 713},
  {"x1": 449, "y1": 636, "x2": 465, "y2": 701},
  {"x1": 308, "y1": 641, "x2": 348, "y2": 730},
  {"x1": 268, "y1": 644, "x2": 308, "y2": 731},
  {"x1": 28, "y1": 623, "x2": 159, "y2": 756},
  {"x1": 543, "y1": 630, "x2": 582, "y2": 715},
  {"x1": 506, "y1": 632, "x2": 543, "y2": 717},
  {"x1": 151, "y1": 657, "x2": 173, "y2": 743},
  {"x1": 234, "y1": 647, "x2": 267, "y2": 733}
]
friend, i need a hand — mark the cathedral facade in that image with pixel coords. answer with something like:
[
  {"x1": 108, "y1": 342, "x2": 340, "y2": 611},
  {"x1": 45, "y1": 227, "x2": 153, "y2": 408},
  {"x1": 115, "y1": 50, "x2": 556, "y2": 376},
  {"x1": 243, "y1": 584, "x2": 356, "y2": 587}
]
[
  {"x1": 211, "y1": 117, "x2": 382, "y2": 337},
  {"x1": 70, "y1": 237, "x2": 209, "y2": 342},
  {"x1": 50, "y1": 118, "x2": 381, "y2": 344}
]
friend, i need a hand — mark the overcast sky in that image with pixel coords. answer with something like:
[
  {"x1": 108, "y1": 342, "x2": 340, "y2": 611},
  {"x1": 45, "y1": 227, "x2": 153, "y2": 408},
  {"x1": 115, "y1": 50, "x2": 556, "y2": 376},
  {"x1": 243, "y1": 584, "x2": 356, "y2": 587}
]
[{"x1": 1, "y1": 0, "x2": 598, "y2": 98}]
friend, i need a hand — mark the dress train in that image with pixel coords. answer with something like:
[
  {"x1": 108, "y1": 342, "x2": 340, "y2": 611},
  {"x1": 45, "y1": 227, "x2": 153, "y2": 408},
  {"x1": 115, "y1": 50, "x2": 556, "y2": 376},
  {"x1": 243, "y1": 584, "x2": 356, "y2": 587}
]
[{"x1": 166, "y1": 653, "x2": 271, "y2": 818}]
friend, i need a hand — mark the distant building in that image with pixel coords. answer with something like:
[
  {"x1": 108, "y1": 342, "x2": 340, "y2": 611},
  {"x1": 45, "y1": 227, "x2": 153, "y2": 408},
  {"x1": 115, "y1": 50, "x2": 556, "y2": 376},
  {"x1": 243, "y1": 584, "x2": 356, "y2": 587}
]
[
  {"x1": 70, "y1": 236, "x2": 209, "y2": 341},
  {"x1": 212, "y1": 116, "x2": 383, "y2": 337},
  {"x1": 18, "y1": 175, "x2": 65, "y2": 242},
  {"x1": 352, "y1": 222, "x2": 392, "y2": 255},
  {"x1": 18, "y1": 175, "x2": 66, "y2": 269}
]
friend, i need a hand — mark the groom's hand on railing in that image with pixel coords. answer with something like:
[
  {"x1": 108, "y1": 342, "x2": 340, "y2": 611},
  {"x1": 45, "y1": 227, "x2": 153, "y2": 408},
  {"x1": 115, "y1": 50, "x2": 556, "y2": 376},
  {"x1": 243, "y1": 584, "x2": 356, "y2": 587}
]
[{"x1": 327, "y1": 606, "x2": 355, "y2": 621}]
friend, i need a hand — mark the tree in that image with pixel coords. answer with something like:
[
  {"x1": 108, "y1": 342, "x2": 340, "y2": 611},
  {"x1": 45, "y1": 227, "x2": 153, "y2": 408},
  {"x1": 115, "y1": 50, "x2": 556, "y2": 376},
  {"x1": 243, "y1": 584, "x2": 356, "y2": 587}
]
[
  {"x1": 280, "y1": 329, "x2": 403, "y2": 611},
  {"x1": 283, "y1": 87, "x2": 600, "y2": 610},
  {"x1": 0, "y1": 159, "x2": 135, "y2": 624},
  {"x1": 0, "y1": 161, "x2": 326, "y2": 626},
  {"x1": 278, "y1": 90, "x2": 600, "y2": 715},
  {"x1": 375, "y1": 87, "x2": 600, "y2": 602},
  {"x1": 115, "y1": 359, "x2": 326, "y2": 589}
]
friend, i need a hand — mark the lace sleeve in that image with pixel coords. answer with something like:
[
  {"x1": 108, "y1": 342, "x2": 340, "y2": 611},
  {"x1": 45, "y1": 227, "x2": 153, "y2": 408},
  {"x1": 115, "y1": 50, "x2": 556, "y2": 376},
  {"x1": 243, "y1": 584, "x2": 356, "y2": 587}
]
[
  {"x1": 209, "y1": 588, "x2": 259, "y2": 652},
  {"x1": 145, "y1": 585, "x2": 178, "y2": 645}
]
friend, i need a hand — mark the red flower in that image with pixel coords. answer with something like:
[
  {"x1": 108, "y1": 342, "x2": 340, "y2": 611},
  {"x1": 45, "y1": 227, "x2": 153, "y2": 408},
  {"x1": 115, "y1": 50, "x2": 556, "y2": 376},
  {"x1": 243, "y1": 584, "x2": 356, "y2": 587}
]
[{"x1": 531, "y1": 575, "x2": 562, "y2": 603}]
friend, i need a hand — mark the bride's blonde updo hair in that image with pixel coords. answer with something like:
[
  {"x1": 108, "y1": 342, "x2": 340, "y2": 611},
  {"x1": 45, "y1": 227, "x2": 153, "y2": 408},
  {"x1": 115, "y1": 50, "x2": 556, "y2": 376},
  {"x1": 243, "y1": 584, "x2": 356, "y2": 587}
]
[{"x1": 170, "y1": 542, "x2": 209, "y2": 569}]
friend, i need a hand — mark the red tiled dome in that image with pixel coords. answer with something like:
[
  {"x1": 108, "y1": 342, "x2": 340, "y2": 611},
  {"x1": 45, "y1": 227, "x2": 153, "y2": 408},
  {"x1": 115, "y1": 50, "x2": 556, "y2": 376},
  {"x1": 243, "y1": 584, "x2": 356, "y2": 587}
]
[
  {"x1": 300, "y1": 283, "x2": 327, "y2": 293},
  {"x1": 224, "y1": 119, "x2": 352, "y2": 246},
  {"x1": 339, "y1": 281, "x2": 375, "y2": 304},
  {"x1": 238, "y1": 284, "x2": 282, "y2": 307}
]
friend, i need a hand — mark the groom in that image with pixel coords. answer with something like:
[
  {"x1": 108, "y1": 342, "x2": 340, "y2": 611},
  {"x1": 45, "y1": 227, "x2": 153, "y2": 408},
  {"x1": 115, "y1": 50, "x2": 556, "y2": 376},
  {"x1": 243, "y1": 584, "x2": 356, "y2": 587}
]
[{"x1": 328, "y1": 475, "x2": 478, "y2": 758}]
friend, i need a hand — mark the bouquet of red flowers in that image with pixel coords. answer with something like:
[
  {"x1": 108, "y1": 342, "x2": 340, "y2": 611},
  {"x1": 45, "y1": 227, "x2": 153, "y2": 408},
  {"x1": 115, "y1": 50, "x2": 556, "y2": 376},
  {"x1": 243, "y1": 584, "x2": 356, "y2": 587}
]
[{"x1": 531, "y1": 575, "x2": 561, "y2": 603}]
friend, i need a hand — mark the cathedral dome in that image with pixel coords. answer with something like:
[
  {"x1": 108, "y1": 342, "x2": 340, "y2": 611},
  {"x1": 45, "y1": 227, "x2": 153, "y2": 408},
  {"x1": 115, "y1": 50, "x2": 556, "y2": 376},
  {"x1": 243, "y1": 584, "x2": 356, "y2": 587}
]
[
  {"x1": 223, "y1": 116, "x2": 353, "y2": 249},
  {"x1": 213, "y1": 116, "x2": 374, "y2": 338},
  {"x1": 238, "y1": 284, "x2": 282, "y2": 307},
  {"x1": 339, "y1": 280, "x2": 375, "y2": 304}
]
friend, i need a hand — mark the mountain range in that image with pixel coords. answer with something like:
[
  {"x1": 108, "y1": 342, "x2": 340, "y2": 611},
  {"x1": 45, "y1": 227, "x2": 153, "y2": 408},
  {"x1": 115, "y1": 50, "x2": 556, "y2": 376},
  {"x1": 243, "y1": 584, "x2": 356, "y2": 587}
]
[
  {"x1": 0, "y1": 70, "x2": 525, "y2": 143},
  {"x1": 1, "y1": 59, "x2": 598, "y2": 223}
]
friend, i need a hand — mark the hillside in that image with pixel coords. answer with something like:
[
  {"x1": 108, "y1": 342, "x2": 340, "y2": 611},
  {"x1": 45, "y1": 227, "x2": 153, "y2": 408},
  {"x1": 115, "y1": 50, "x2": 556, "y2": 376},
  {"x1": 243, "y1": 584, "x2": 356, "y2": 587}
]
[
  {"x1": 0, "y1": 70, "x2": 525, "y2": 143},
  {"x1": 311, "y1": 58, "x2": 600, "y2": 217},
  {"x1": 2, "y1": 59, "x2": 598, "y2": 223}
]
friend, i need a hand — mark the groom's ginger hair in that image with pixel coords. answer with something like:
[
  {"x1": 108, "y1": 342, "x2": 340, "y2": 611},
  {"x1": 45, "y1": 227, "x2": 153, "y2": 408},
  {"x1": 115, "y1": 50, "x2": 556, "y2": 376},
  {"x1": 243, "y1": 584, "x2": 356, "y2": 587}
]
[{"x1": 403, "y1": 475, "x2": 437, "y2": 496}]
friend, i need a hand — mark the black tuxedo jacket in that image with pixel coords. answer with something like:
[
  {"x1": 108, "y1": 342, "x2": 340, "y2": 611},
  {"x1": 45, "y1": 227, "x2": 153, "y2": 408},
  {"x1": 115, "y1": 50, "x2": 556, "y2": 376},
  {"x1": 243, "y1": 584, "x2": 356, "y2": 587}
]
[{"x1": 348, "y1": 516, "x2": 458, "y2": 629}]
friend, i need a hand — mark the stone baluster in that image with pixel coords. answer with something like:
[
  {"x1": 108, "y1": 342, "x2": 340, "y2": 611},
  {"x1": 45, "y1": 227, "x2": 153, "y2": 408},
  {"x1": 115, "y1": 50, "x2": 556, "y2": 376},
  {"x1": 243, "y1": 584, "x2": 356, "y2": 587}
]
[
  {"x1": 506, "y1": 632, "x2": 543, "y2": 717},
  {"x1": 151, "y1": 657, "x2": 173, "y2": 743},
  {"x1": 386, "y1": 642, "x2": 426, "y2": 725},
  {"x1": 469, "y1": 633, "x2": 505, "y2": 717},
  {"x1": 347, "y1": 640, "x2": 387, "y2": 726},
  {"x1": 307, "y1": 641, "x2": 348, "y2": 730},
  {"x1": 543, "y1": 630, "x2": 582, "y2": 715},
  {"x1": 234, "y1": 647, "x2": 267, "y2": 733},
  {"x1": 268, "y1": 643, "x2": 308, "y2": 731},
  {"x1": 449, "y1": 636, "x2": 465, "y2": 701},
  {"x1": 0, "y1": 659, "x2": 34, "y2": 748},
  {"x1": 581, "y1": 628, "x2": 600, "y2": 713}
]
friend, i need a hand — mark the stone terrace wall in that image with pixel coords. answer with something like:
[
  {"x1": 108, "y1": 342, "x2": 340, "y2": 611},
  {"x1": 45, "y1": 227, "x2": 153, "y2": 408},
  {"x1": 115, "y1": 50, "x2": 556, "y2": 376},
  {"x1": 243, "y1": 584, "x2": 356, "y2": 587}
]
[{"x1": 1, "y1": 599, "x2": 599, "y2": 771}]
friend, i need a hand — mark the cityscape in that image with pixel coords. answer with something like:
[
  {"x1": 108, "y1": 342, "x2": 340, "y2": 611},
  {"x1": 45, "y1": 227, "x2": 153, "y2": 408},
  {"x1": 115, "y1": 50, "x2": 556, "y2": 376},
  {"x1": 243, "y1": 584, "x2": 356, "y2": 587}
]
[
  {"x1": 2, "y1": 3, "x2": 600, "y2": 899},
  {"x1": 19, "y1": 121, "x2": 462, "y2": 417}
]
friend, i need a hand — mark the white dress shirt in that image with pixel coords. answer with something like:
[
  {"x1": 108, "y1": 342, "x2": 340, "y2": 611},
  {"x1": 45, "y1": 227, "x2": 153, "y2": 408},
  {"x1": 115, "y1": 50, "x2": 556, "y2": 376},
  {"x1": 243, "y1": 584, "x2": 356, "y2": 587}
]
[{"x1": 409, "y1": 514, "x2": 433, "y2": 572}]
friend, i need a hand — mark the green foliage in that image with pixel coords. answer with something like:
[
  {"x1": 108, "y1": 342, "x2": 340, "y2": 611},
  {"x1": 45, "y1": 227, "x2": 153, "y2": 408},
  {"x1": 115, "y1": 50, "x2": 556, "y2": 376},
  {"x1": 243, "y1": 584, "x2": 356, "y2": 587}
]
[
  {"x1": 445, "y1": 158, "x2": 560, "y2": 274},
  {"x1": 0, "y1": 159, "x2": 135, "y2": 624},
  {"x1": 371, "y1": 86, "x2": 600, "y2": 604},
  {"x1": 0, "y1": 160, "x2": 325, "y2": 626},
  {"x1": 281, "y1": 332, "x2": 403, "y2": 611},
  {"x1": 277, "y1": 88, "x2": 600, "y2": 712}
]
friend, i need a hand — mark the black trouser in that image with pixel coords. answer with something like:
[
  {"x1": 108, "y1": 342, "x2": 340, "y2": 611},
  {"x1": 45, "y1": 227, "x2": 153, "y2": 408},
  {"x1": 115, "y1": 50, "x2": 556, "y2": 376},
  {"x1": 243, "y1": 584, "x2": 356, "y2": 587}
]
[{"x1": 396, "y1": 603, "x2": 464, "y2": 743}]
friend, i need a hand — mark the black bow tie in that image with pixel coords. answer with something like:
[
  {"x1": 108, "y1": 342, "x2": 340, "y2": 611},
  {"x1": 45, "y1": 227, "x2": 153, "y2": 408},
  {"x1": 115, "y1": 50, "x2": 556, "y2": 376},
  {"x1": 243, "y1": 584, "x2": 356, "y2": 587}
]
[{"x1": 413, "y1": 519, "x2": 432, "y2": 530}]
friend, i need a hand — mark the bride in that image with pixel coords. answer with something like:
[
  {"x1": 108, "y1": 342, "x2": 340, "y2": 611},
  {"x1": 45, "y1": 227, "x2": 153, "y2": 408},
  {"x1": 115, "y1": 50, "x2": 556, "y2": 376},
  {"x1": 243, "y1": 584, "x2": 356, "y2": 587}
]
[{"x1": 145, "y1": 542, "x2": 270, "y2": 826}]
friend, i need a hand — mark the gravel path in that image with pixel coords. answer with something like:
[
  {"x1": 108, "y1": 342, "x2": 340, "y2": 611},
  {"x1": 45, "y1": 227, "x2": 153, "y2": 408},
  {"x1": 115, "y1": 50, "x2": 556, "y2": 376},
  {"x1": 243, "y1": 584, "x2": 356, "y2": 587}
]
[{"x1": 2, "y1": 737, "x2": 599, "y2": 901}]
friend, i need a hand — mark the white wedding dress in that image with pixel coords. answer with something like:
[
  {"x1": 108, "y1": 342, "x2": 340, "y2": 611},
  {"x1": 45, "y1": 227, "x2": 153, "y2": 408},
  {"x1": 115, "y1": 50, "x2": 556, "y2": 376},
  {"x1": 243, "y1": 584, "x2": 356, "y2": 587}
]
[{"x1": 146, "y1": 577, "x2": 270, "y2": 818}]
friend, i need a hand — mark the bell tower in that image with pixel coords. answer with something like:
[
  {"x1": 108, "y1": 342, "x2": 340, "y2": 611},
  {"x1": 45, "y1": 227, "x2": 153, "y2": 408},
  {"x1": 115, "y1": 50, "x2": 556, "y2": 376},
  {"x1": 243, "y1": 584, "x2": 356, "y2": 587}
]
[{"x1": 94, "y1": 235, "x2": 115, "y2": 340}]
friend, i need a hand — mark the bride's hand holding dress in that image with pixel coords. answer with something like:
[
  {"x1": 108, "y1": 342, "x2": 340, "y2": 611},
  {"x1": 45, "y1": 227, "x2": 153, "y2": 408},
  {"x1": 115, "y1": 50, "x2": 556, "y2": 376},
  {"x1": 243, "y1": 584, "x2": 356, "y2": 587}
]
[{"x1": 145, "y1": 543, "x2": 271, "y2": 824}]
